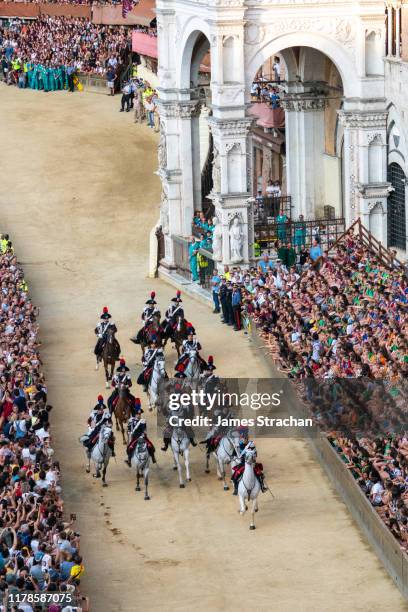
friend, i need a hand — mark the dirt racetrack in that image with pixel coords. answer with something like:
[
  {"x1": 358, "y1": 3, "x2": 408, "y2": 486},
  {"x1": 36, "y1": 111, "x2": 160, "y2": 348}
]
[{"x1": 0, "y1": 86, "x2": 405, "y2": 612}]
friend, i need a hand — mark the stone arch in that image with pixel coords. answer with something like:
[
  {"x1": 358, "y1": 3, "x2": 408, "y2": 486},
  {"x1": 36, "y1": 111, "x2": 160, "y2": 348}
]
[
  {"x1": 178, "y1": 19, "x2": 211, "y2": 89},
  {"x1": 245, "y1": 31, "x2": 357, "y2": 98}
]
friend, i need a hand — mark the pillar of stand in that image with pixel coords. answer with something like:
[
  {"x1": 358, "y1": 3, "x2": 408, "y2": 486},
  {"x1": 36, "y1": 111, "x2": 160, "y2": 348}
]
[
  {"x1": 282, "y1": 90, "x2": 328, "y2": 219},
  {"x1": 338, "y1": 101, "x2": 392, "y2": 244}
]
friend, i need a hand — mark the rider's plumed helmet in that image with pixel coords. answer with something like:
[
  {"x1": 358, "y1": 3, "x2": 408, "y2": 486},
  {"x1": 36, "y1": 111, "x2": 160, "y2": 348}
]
[
  {"x1": 100, "y1": 306, "x2": 111, "y2": 320},
  {"x1": 171, "y1": 290, "x2": 182, "y2": 303},
  {"x1": 145, "y1": 291, "x2": 157, "y2": 305},
  {"x1": 116, "y1": 358, "x2": 130, "y2": 372}
]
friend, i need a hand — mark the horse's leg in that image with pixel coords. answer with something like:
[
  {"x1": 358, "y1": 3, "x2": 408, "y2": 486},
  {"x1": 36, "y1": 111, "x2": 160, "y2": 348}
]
[
  {"x1": 174, "y1": 452, "x2": 184, "y2": 488},
  {"x1": 114, "y1": 411, "x2": 120, "y2": 432},
  {"x1": 184, "y1": 448, "x2": 191, "y2": 482},
  {"x1": 102, "y1": 463, "x2": 108, "y2": 487},
  {"x1": 104, "y1": 361, "x2": 110, "y2": 389},
  {"x1": 249, "y1": 498, "x2": 257, "y2": 530},
  {"x1": 120, "y1": 420, "x2": 127, "y2": 445},
  {"x1": 221, "y1": 461, "x2": 229, "y2": 491},
  {"x1": 144, "y1": 467, "x2": 150, "y2": 500},
  {"x1": 205, "y1": 452, "x2": 210, "y2": 474},
  {"x1": 136, "y1": 468, "x2": 141, "y2": 491},
  {"x1": 239, "y1": 491, "x2": 247, "y2": 515},
  {"x1": 94, "y1": 461, "x2": 101, "y2": 478},
  {"x1": 215, "y1": 454, "x2": 222, "y2": 480}
]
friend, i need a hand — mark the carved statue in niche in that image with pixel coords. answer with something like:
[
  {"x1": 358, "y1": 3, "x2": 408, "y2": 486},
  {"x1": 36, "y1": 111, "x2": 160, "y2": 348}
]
[
  {"x1": 229, "y1": 215, "x2": 244, "y2": 263},
  {"x1": 158, "y1": 122, "x2": 167, "y2": 170},
  {"x1": 212, "y1": 145, "x2": 221, "y2": 192},
  {"x1": 160, "y1": 186, "x2": 169, "y2": 235}
]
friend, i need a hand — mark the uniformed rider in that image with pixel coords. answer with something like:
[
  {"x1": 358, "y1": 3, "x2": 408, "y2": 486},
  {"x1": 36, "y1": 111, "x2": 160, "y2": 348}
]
[
  {"x1": 94, "y1": 307, "x2": 117, "y2": 369},
  {"x1": 124, "y1": 398, "x2": 156, "y2": 465},
  {"x1": 231, "y1": 438, "x2": 266, "y2": 494},
  {"x1": 137, "y1": 339, "x2": 163, "y2": 391},
  {"x1": 108, "y1": 358, "x2": 133, "y2": 411},
  {"x1": 174, "y1": 327, "x2": 206, "y2": 373},
  {"x1": 162, "y1": 290, "x2": 184, "y2": 337},
  {"x1": 132, "y1": 292, "x2": 160, "y2": 344},
  {"x1": 82, "y1": 395, "x2": 115, "y2": 456}
]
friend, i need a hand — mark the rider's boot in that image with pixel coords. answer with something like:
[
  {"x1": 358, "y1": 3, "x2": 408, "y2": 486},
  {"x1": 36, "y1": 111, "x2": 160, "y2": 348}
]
[
  {"x1": 124, "y1": 452, "x2": 131, "y2": 467},
  {"x1": 189, "y1": 438, "x2": 197, "y2": 447},
  {"x1": 161, "y1": 438, "x2": 170, "y2": 451},
  {"x1": 258, "y1": 474, "x2": 267, "y2": 493},
  {"x1": 232, "y1": 478, "x2": 238, "y2": 496},
  {"x1": 151, "y1": 451, "x2": 157, "y2": 464},
  {"x1": 95, "y1": 359, "x2": 99, "y2": 371}
]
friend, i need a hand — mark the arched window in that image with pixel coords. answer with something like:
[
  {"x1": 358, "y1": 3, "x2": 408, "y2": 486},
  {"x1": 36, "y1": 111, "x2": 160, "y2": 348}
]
[{"x1": 387, "y1": 162, "x2": 406, "y2": 250}]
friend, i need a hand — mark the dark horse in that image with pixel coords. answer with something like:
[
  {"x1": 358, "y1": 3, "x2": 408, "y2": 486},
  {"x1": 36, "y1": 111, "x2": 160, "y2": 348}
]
[
  {"x1": 170, "y1": 314, "x2": 190, "y2": 357},
  {"x1": 102, "y1": 327, "x2": 121, "y2": 388},
  {"x1": 131, "y1": 313, "x2": 164, "y2": 357}
]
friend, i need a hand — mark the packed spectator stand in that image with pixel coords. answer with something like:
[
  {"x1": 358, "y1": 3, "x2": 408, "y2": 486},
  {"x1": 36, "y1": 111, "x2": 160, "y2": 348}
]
[
  {"x1": 189, "y1": 213, "x2": 408, "y2": 552},
  {"x1": 0, "y1": 236, "x2": 88, "y2": 610}
]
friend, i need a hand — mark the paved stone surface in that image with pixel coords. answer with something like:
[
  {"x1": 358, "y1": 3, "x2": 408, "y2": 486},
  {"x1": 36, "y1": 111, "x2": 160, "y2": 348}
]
[{"x1": 0, "y1": 86, "x2": 405, "y2": 612}]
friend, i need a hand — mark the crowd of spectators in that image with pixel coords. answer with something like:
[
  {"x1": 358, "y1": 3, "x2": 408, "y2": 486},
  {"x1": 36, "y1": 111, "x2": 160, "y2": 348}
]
[
  {"x1": 1, "y1": 1, "x2": 124, "y2": 5},
  {"x1": 204, "y1": 224, "x2": 408, "y2": 548},
  {"x1": 0, "y1": 16, "x2": 132, "y2": 89},
  {"x1": 0, "y1": 235, "x2": 88, "y2": 609}
]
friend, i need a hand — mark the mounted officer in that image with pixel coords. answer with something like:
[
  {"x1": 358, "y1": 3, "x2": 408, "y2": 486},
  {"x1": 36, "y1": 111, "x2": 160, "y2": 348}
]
[
  {"x1": 81, "y1": 395, "x2": 115, "y2": 456},
  {"x1": 137, "y1": 338, "x2": 163, "y2": 391},
  {"x1": 174, "y1": 327, "x2": 207, "y2": 373},
  {"x1": 88, "y1": 394, "x2": 110, "y2": 427},
  {"x1": 231, "y1": 438, "x2": 266, "y2": 494},
  {"x1": 108, "y1": 358, "x2": 133, "y2": 411},
  {"x1": 94, "y1": 307, "x2": 117, "y2": 369},
  {"x1": 161, "y1": 383, "x2": 197, "y2": 451},
  {"x1": 132, "y1": 292, "x2": 161, "y2": 344},
  {"x1": 124, "y1": 399, "x2": 156, "y2": 466},
  {"x1": 162, "y1": 290, "x2": 184, "y2": 338}
]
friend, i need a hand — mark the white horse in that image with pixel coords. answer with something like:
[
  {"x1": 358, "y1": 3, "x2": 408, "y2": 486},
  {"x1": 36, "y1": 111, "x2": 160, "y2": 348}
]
[
  {"x1": 171, "y1": 427, "x2": 191, "y2": 488},
  {"x1": 205, "y1": 430, "x2": 241, "y2": 491},
  {"x1": 131, "y1": 436, "x2": 150, "y2": 500},
  {"x1": 183, "y1": 349, "x2": 202, "y2": 380},
  {"x1": 147, "y1": 353, "x2": 167, "y2": 411},
  {"x1": 238, "y1": 448, "x2": 261, "y2": 530},
  {"x1": 87, "y1": 425, "x2": 113, "y2": 487}
]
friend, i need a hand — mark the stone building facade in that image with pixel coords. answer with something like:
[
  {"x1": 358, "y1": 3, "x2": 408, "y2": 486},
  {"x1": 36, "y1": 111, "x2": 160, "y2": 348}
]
[{"x1": 156, "y1": 0, "x2": 405, "y2": 267}]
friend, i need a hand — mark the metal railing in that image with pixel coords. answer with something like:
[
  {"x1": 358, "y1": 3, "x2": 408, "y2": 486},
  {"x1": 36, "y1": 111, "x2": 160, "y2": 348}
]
[
  {"x1": 255, "y1": 217, "x2": 346, "y2": 253},
  {"x1": 254, "y1": 195, "x2": 292, "y2": 224},
  {"x1": 173, "y1": 236, "x2": 215, "y2": 289},
  {"x1": 173, "y1": 235, "x2": 191, "y2": 282}
]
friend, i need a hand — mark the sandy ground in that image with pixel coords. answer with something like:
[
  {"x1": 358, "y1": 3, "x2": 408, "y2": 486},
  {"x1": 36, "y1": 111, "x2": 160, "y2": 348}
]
[{"x1": 0, "y1": 85, "x2": 405, "y2": 612}]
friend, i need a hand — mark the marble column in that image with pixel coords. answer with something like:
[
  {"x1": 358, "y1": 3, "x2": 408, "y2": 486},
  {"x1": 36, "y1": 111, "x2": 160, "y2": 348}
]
[
  {"x1": 208, "y1": 116, "x2": 253, "y2": 266},
  {"x1": 282, "y1": 93, "x2": 327, "y2": 218},
  {"x1": 338, "y1": 106, "x2": 391, "y2": 243}
]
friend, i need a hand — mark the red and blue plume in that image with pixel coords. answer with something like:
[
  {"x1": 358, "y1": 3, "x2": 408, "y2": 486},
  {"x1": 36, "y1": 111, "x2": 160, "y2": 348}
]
[
  {"x1": 151, "y1": 291, "x2": 155, "y2": 299},
  {"x1": 120, "y1": 358, "x2": 125, "y2": 365},
  {"x1": 97, "y1": 394, "x2": 104, "y2": 402},
  {"x1": 103, "y1": 306, "x2": 108, "y2": 313},
  {"x1": 208, "y1": 356, "x2": 214, "y2": 364},
  {"x1": 134, "y1": 398, "x2": 141, "y2": 406},
  {"x1": 176, "y1": 290, "x2": 181, "y2": 297}
]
